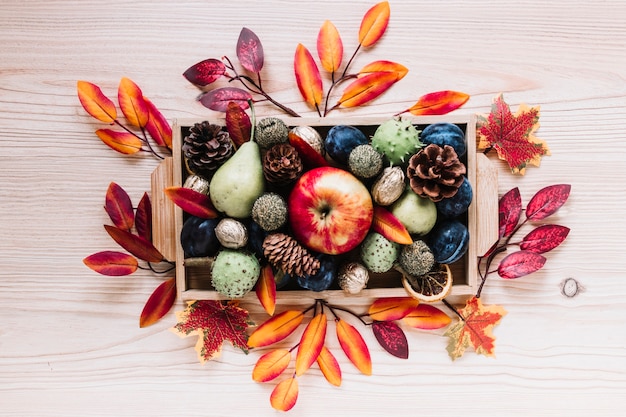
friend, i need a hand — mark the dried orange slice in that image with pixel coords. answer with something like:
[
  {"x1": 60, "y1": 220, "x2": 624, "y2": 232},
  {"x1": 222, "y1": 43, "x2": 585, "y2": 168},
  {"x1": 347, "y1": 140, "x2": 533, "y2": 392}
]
[{"x1": 402, "y1": 263, "x2": 452, "y2": 303}]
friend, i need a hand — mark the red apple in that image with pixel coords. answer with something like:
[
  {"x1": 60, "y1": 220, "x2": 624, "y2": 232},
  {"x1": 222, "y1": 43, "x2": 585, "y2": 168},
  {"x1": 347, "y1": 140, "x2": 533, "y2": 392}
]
[{"x1": 288, "y1": 166, "x2": 373, "y2": 255}]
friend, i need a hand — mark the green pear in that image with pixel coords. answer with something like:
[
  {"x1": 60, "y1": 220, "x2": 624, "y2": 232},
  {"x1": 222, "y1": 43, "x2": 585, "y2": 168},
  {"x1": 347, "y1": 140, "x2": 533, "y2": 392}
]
[{"x1": 209, "y1": 141, "x2": 265, "y2": 218}]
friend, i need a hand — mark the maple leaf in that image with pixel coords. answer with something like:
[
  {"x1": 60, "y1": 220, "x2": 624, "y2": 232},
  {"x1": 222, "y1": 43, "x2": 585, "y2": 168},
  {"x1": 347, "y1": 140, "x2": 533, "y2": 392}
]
[
  {"x1": 477, "y1": 94, "x2": 550, "y2": 175},
  {"x1": 171, "y1": 300, "x2": 252, "y2": 364},
  {"x1": 444, "y1": 296, "x2": 507, "y2": 361}
]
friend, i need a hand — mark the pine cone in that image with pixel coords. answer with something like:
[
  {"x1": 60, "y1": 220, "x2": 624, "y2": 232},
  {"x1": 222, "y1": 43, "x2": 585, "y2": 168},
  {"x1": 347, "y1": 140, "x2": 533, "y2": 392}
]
[
  {"x1": 263, "y1": 143, "x2": 303, "y2": 185},
  {"x1": 262, "y1": 233, "x2": 320, "y2": 277},
  {"x1": 407, "y1": 144, "x2": 466, "y2": 202},
  {"x1": 182, "y1": 121, "x2": 234, "y2": 177}
]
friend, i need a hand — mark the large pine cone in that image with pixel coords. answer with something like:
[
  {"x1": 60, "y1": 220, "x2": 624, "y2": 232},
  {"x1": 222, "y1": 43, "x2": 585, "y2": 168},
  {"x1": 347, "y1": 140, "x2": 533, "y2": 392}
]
[
  {"x1": 182, "y1": 121, "x2": 234, "y2": 177},
  {"x1": 263, "y1": 143, "x2": 303, "y2": 185},
  {"x1": 262, "y1": 233, "x2": 320, "y2": 277},
  {"x1": 407, "y1": 144, "x2": 466, "y2": 202}
]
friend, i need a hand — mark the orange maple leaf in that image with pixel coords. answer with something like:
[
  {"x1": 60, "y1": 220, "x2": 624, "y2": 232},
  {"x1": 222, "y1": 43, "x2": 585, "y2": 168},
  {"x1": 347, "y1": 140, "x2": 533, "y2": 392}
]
[
  {"x1": 477, "y1": 94, "x2": 550, "y2": 175},
  {"x1": 444, "y1": 296, "x2": 507, "y2": 361}
]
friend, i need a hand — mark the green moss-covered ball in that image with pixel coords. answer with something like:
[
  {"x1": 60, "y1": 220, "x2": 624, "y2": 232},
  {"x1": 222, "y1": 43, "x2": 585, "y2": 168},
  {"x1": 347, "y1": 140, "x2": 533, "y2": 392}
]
[
  {"x1": 398, "y1": 240, "x2": 435, "y2": 277},
  {"x1": 210, "y1": 249, "x2": 261, "y2": 298},
  {"x1": 251, "y1": 192, "x2": 288, "y2": 231},
  {"x1": 255, "y1": 117, "x2": 289, "y2": 149},
  {"x1": 348, "y1": 144, "x2": 384, "y2": 179}
]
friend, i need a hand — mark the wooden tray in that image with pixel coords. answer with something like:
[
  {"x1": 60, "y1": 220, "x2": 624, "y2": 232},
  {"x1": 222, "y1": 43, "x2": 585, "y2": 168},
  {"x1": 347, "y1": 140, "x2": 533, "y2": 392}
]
[{"x1": 152, "y1": 115, "x2": 498, "y2": 304}]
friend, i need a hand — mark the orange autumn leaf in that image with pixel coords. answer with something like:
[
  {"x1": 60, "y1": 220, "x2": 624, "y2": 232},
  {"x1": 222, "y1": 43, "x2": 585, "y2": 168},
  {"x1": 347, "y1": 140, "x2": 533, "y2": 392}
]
[
  {"x1": 225, "y1": 101, "x2": 251, "y2": 148},
  {"x1": 77, "y1": 80, "x2": 117, "y2": 123},
  {"x1": 336, "y1": 71, "x2": 398, "y2": 108},
  {"x1": 444, "y1": 296, "x2": 507, "y2": 360},
  {"x1": 404, "y1": 90, "x2": 470, "y2": 116},
  {"x1": 252, "y1": 349, "x2": 291, "y2": 382},
  {"x1": 368, "y1": 297, "x2": 419, "y2": 322},
  {"x1": 317, "y1": 346, "x2": 341, "y2": 387},
  {"x1": 358, "y1": 60, "x2": 408, "y2": 80},
  {"x1": 139, "y1": 277, "x2": 176, "y2": 328},
  {"x1": 163, "y1": 186, "x2": 218, "y2": 219},
  {"x1": 83, "y1": 250, "x2": 138, "y2": 276},
  {"x1": 317, "y1": 20, "x2": 343, "y2": 73},
  {"x1": 103, "y1": 224, "x2": 164, "y2": 263},
  {"x1": 270, "y1": 377, "x2": 299, "y2": 412},
  {"x1": 104, "y1": 182, "x2": 134, "y2": 232},
  {"x1": 118, "y1": 77, "x2": 149, "y2": 128},
  {"x1": 295, "y1": 313, "x2": 327, "y2": 376},
  {"x1": 144, "y1": 97, "x2": 172, "y2": 149},
  {"x1": 371, "y1": 205, "x2": 412, "y2": 245},
  {"x1": 294, "y1": 43, "x2": 323, "y2": 109},
  {"x1": 255, "y1": 264, "x2": 276, "y2": 316},
  {"x1": 402, "y1": 304, "x2": 451, "y2": 330},
  {"x1": 358, "y1": 1, "x2": 390, "y2": 47},
  {"x1": 336, "y1": 319, "x2": 372, "y2": 375},
  {"x1": 95, "y1": 129, "x2": 142, "y2": 154},
  {"x1": 247, "y1": 310, "x2": 304, "y2": 348}
]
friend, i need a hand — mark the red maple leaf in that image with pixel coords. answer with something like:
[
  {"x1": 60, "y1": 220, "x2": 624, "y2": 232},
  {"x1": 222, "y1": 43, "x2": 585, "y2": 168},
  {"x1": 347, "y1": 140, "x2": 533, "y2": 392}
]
[
  {"x1": 444, "y1": 296, "x2": 507, "y2": 360},
  {"x1": 171, "y1": 300, "x2": 252, "y2": 363},
  {"x1": 477, "y1": 94, "x2": 550, "y2": 174}
]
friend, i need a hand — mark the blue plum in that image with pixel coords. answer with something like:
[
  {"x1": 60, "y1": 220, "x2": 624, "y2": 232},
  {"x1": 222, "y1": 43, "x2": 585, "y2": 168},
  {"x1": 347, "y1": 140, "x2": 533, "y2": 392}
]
[
  {"x1": 421, "y1": 123, "x2": 466, "y2": 157},
  {"x1": 436, "y1": 177, "x2": 473, "y2": 218},
  {"x1": 245, "y1": 219, "x2": 269, "y2": 261},
  {"x1": 296, "y1": 254, "x2": 337, "y2": 292},
  {"x1": 180, "y1": 216, "x2": 220, "y2": 257},
  {"x1": 324, "y1": 125, "x2": 368, "y2": 164},
  {"x1": 428, "y1": 219, "x2": 469, "y2": 264}
]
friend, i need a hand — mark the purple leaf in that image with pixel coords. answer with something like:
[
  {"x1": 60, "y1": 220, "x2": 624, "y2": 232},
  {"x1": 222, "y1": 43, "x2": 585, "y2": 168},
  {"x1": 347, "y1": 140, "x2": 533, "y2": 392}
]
[
  {"x1": 183, "y1": 58, "x2": 226, "y2": 86},
  {"x1": 372, "y1": 321, "x2": 409, "y2": 359},
  {"x1": 499, "y1": 187, "x2": 522, "y2": 238},
  {"x1": 237, "y1": 27, "x2": 264, "y2": 73},
  {"x1": 498, "y1": 250, "x2": 546, "y2": 279},
  {"x1": 526, "y1": 184, "x2": 571, "y2": 221},
  {"x1": 199, "y1": 87, "x2": 252, "y2": 112},
  {"x1": 520, "y1": 224, "x2": 570, "y2": 254}
]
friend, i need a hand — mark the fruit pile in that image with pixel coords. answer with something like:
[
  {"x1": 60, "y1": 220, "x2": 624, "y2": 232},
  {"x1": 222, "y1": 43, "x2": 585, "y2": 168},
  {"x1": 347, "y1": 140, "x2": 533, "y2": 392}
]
[{"x1": 179, "y1": 117, "x2": 472, "y2": 302}]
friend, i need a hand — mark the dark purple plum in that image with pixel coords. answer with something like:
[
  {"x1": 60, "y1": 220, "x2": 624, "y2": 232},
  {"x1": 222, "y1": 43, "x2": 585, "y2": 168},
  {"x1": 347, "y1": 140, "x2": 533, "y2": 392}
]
[
  {"x1": 324, "y1": 125, "x2": 368, "y2": 164},
  {"x1": 246, "y1": 219, "x2": 269, "y2": 261},
  {"x1": 436, "y1": 177, "x2": 473, "y2": 218},
  {"x1": 421, "y1": 123, "x2": 466, "y2": 157},
  {"x1": 296, "y1": 254, "x2": 337, "y2": 292},
  {"x1": 180, "y1": 216, "x2": 220, "y2": 257},
  {"x1": 428, "y1": 219, "x2": 469, "y2": 264}
]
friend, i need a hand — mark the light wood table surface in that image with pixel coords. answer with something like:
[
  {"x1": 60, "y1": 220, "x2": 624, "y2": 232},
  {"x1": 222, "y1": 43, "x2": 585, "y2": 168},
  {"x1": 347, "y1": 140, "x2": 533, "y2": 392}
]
[{"x1": 1, "y1": 1, "x2": 625, "y2": 416}]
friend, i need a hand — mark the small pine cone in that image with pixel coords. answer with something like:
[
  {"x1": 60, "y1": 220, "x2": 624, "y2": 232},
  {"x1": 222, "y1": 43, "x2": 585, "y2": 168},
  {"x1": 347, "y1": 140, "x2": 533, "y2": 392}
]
[
  {"x1": 407, "y1": 144, "x2": 466, "y2": 202},
  {"x1": 262, "y1": 233, "x2": 320, "y2": 277},
  {"x1": 263, "y1": 143, "x2": 303, "y2": 185},
  {"x1": 182, "y1": 121, "x2": 234, "y2": 177}
]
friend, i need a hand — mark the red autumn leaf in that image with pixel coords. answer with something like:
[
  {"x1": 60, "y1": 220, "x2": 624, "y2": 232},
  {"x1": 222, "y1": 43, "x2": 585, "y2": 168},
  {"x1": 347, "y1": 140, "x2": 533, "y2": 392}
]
[
  {"x1": 526, "y1": 184, "x2": 571, "y2": 221},
  {"x1": 520, "y1": 224, "x2": 570, "y2": 254},
  {"x1": 498, "y1": 187, "x2": 522, "y2": 238},
  {"x1": 402, "y1": 304, "x2": 452, "y2": 330},
  {"x1": 255, "y1": 264, "x2": 276, "y2": 316},
  {"x1": 225, "y1": 101, "x2": 251, "y2": 148},
  {"x1": 371, "y1": 205, "x2": 413, "y2": 245},
  {"x1": 183, "y1": 58, "x2": 226, "y2": 87},
  {"x1": 498, "y1": 250, "x2": 547, "y2": 279},
  {"x1": 270, "y1": 377, "x2": 299, "y2": 412},
  {"x1": 317, "y1": 346, "x2": 341, "y2": 387},
  {"x1": 135, "y1": 192, "x2": 152, "y2": 242},
  {"x1": 358, "y1": 60, "x2": 408, "y2": 80},
  {"x1": 252, "y1": 349, "x2": 291, "y2": 382},
  {"x1": 104, "y1": 182, "x2": 134, "y2": 231},
  {"x1": 288, "y1": 130, "x2": 329, "y2": 168},
  {"x1": 317, "y1": 20, "x2": 343, "y2": 73},
  {"x1": 144, "y1": 97, "x2": 172, "y2": 148},
  {"x1": 171, "y1": 300, "x2": 251, "y2": 363},
  {"x1": 199, "y1": 87, "x2": 252, "y2": 112},
  {"x1": 95, "y1": 129, "x2": 143, "y2": 155},
  {"x1": 295, "y1": 313, "x2": 326, "y2": 376},
  {"x1": 372, "y1": 320, "x2": 408, "y2": 359},
  {"x1": 77, "y1": 81, "x2": 117, "y2": 123},
  {"x1": 368, "y1": 297, "x2": 419, "y2": 322},
  {"x1": 336, "y1": 71, "x2": 398, "y2": 108},
  {"x1": 83, "y1": 251, "x2": 138, "y2": 276},
  {"x1": 294, "y1": 43, "x2": 323, "y2": 109},
  {"x1": 247, "y1": 310, "x2": 304, "y2": 348},
  {"x1": 118, "y1": 77, "x2": 149, "y2": 128},
  {"x1": 336, "y1": 319, "x2": 372, "y2": 375},
  {"x1": 444, "y1": 296, "x2": 507, "y2": 360},
  {"x1": 237, "y1": 27, "x2": 264, "y2": 73},
  {"x1": 477, "y1": 94, "x2": 550, "y2": 175},
  {"x1": 358, "y1": 1, "x2": 390, "y2": 47},
  {"x1": 104, "y1": 224, "x2": 164, "y2": 263},
  {"x1": 400, "y1": 90, "x2": 470, "y2": 116},
  {"x1": 139, "y1": 277, "x2": 176, "y2": 328},
  {"x1": 163, "y1": 186, "x2": 218, "y2": 219}
]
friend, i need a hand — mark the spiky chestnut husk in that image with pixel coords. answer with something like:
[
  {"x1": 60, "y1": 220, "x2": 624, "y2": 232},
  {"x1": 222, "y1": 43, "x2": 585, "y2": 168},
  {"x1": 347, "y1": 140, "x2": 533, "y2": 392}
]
[
  {"x1": 348, "y1": 144, "x2": 383, "y2": 179},
  {"x1": 255, "y1": 117, "x2": 289, "y2": 149},
  {"x1": 371, "y1": 118, "x2": 422, "y2": 166},
  {"x1": 360, "y1": 232, "x2": 399, "y2": 273},
  {"x1": 210, "y1": 249, "x2": 260, "y2": 298},
  {"x1": 251, "y1": 192, "x2": 288, "y2": 232}
]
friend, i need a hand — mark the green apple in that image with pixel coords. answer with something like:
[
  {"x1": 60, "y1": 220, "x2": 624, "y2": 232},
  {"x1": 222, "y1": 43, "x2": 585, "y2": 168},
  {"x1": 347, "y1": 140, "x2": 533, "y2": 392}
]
[{"x1": 390, "y1": 186, "x2": 437, "y2": 236}]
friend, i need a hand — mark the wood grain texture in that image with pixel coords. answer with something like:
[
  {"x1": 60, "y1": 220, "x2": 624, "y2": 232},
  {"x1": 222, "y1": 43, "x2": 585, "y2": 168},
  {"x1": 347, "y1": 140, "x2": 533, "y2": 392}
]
[{"x1": 1, "y1": 0, "x2": 625, "y2": 415}]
